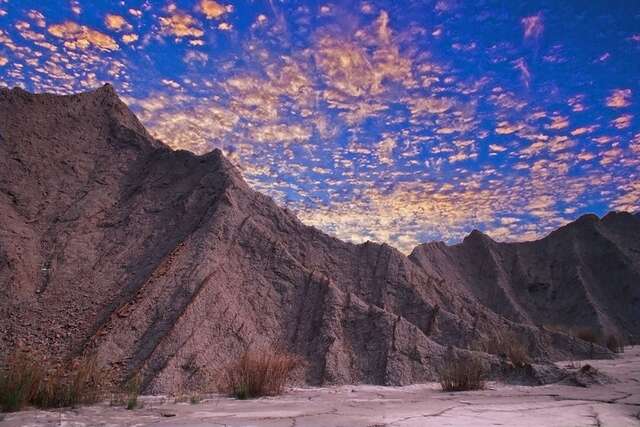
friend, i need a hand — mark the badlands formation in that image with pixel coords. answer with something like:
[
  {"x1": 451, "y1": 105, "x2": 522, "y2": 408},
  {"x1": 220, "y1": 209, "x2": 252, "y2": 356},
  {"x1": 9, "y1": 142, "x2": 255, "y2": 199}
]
[{"x1": 0, "y1": 85, "x2": 638, "y2": 425}]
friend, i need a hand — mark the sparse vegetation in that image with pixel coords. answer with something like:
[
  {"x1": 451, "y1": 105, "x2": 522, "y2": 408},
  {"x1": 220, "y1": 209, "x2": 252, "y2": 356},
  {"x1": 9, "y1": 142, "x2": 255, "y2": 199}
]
[
  {"x1": 438, "y1": 355, "x2": 486, "y2": 392},
  {"x1": 220, "y1": 347, "x2": 302, "y2": 399},
  {"x1": 605, "y1": 334, "x2": 624, "y2": 353},
  {"x1": 498, "y1": 333, "x2": 530, "y2": 367},
  {"x1": 473, "y1": 331, "x2": 530, "y2": 367},
  {"x1": 125, "y1": 373, "x2": 142, "y2": 410},
  {"x1": 0, "y1": 351, "x2": 46, "y2": 412},
  {"x1": 571, "y1": 328, "x2": 625, "y2": 354},
  {"x1": 32, "y1": 355, "x2": 105, "y2": 409},
  {"x1": 0, "y1": 350, "x2": 105, "y2": 412},
  {"x1": 580, "y1": 363, "x2": 597, "y2": 374},
  {"x1": 574, "y1": 327, "x2": 600, "y2": 345}
]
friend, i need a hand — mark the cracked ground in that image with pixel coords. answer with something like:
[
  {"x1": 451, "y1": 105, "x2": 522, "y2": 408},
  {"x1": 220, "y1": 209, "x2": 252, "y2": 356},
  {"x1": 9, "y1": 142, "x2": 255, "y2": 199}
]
[{"x1": 2, "y1": 347, "x2": 639, "y2": 427}]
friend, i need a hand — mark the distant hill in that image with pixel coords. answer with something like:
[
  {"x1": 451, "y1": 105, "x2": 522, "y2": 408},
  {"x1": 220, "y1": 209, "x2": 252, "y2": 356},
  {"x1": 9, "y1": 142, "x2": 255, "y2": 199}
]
[{"x1": 410, "y1": 212, "x2": 640, "y2": 342}]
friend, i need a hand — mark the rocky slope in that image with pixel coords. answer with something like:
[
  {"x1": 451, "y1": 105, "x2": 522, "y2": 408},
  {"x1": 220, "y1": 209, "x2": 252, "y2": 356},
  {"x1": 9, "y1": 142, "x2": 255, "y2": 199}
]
[
  {"x1": 0, "y1": 85, "x2": 618, "y2": 393},
  {"x1": 410, "y1": 213, "x2": 640, "y2": 343}
]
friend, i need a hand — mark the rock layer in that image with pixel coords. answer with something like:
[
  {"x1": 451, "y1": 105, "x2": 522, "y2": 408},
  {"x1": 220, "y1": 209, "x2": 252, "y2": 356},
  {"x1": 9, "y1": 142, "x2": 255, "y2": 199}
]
[{"x1": 0, "y1": 86, "x2": 625, "y2": 393}]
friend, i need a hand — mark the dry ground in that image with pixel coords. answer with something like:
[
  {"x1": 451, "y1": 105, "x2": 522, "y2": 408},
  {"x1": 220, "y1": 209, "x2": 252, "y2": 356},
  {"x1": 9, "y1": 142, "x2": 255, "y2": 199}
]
[{"x1": 2, "y1": 347, "x2": 639, "y2": 427}]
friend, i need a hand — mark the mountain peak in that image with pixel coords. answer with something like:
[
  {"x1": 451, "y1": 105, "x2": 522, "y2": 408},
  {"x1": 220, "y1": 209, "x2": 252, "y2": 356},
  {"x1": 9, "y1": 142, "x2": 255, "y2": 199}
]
[
  {"x1": 463, "y1": 228, "x2": 494, "y2": 245},
  {"x1": 575, "y1": 213, "x2": 600, "y2": 224}
]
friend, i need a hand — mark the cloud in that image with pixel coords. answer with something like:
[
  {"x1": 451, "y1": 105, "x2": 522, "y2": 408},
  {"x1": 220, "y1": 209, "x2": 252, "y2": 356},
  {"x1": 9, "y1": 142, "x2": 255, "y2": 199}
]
[
  {"x1": 521, "y1": 14, "x2": 543, "y2": 39},
  {"x1": 606, "y1": 89, "x2": 632, "y2": 108},
  {"x1": 159, "y1": 9, "x2": 204, "y2": 39},
  {"x1": 184, "y1": 50, "x2": 209, "y2": 64},
  {"x1": 48, "y1": 21, "x2": 119, "y2": 51},
  {"x1": 513, "y1": 58, "x2": 531, "y2": 87},
  {"x1": 613, "y1": 181, "x2": 640, "y2": 212},
  {"x1": 612, "y1": 114, "x2": 632, "y2": 129},
  {"x1": 129, "y1": 94, "x2": 239, "y2": 154},
  {"x1": 27, "y1": 10, "x2": 46, "y2": 28},
  {"x1": 570, "y1": 125, "x2": 598, "y2": 136},
  {"x1": 199, "y1": 0, "x2": 229, "y2": 19},
  {"x1": 122, "y1": 34, "x2": 138, "y2": 44},
  {"x1": 250, "y1": 124, "x2": 312, "y2": 143},
  {"x1": 11, "y1": 1, "x2": 632, "y2": 253},
  {"x1": 495, "y1": 121, "x2": 524, "y2": 135},
  {"x1": 313, "y1": 11, "x2": 414, "y2": 124},
  {"x1": 547, "y1": 115, "x2": 569, "y2": 130},
  {"x1": 105, "y1": 14, "x2": 132, "y2": 32},
  {"x1": 378, "y1": 137, "x2": 396, "y2": 165},
  {"x1": 70, "y1": 0, "x2": 81, "y2": 15}
]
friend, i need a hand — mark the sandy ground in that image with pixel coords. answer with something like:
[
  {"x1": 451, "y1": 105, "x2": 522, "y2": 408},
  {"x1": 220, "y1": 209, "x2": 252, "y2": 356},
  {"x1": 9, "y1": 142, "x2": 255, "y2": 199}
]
[{"x1": 2, "y1": 347, "x2": 639, "y2": 427}]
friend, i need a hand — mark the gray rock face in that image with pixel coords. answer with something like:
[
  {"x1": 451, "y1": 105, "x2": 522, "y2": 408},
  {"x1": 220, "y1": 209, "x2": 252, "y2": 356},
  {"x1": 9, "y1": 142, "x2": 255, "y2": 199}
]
[
  {"x1": 410, "y1": 213, "x2": 640, "y2": 342},
  {"x1": 0, "y1": 86, "x2": 620, "y2": 393}
]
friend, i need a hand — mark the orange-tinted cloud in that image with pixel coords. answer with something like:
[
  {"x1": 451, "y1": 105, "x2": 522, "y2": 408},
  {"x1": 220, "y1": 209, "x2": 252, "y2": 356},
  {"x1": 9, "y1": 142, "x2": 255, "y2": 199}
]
[
  {"x1": 122, "y1": 34, "x2": 138, "y2": 44},
  {"x1": 159, "y1": 9, "x2": 204, "y2": 39},
  {"x1": 606, "y1": 89, "x2": 632, "y2": 108},
  {"x1": 105, "y1": 14, "x2": 132, "y2": 32},
  {"x1": 199, "y1": 0, "x2": 229, "y2": 19},
  {"x1": 48, "y1": 21, "x2": 119, "y2": 51}
]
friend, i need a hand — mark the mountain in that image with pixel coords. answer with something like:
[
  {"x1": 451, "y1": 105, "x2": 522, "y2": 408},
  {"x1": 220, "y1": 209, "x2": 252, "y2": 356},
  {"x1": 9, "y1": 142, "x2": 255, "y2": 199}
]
[
  {"x1": 410, "y1": 213, "x2": 640, "y2": 342},
  {"x1": 0, "y1": 85, "x2": 616, "y2": 393}
]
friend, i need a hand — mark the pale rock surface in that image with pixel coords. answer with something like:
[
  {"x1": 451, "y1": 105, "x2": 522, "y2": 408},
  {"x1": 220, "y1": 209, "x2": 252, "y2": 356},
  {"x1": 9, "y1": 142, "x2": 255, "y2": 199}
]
[{"x1": 2, "y1": 347, "x2": 639, "y2": 427}]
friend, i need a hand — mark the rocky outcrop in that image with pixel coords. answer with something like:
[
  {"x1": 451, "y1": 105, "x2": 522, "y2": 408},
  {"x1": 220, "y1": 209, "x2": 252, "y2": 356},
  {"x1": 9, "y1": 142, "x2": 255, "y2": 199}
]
[
  {"x1": 0, "y1": 86, "x2": 617, "y2": 393},
  {"x1": 410, "y1": 213, "x2": 640, "y2": 342}
]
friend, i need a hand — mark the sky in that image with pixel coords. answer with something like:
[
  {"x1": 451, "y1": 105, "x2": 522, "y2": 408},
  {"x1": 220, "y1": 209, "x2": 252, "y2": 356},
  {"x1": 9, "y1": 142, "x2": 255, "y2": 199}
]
[{"x1": 0, "y1": 0, "x2": 639, "y2": 253}]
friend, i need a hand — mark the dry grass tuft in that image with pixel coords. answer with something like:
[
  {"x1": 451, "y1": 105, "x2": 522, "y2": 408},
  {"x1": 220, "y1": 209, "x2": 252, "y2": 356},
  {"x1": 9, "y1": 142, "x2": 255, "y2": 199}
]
[
  {"x1": 574, "y1": 328, "x2": 600, "y2": 344},
  {"x1": 502, "y1": 335, "x2": 530, "y2": 367},
  {"x1": 438, "y1": 355, "x2": 486, "y2": 392},
  {"x1": 125, "y1": 373, "x2": 142, "y2": 410},
  {"x1": 220, "y1": 348, "x2": 302, "y2": 399},
  {"x1": 0, "y1": 351, "x2": 46, "y2": 412},
  {"x1": 605, "y1": 334, "x2": 624, "y2": 353},
  {"x1": 474, "y1": 332, "x2": 530, "y2": 367},
  {"x1": 1, "y1": 351, "x2": 106, "y2": 412},
  {"x1": 32, "y1": 355, "x2": 105, "y2": 409}
]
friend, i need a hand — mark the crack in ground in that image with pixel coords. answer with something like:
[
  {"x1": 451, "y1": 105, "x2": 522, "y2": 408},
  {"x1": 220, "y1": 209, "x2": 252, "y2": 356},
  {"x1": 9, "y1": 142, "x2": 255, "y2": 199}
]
[
  {"x1": 466, "y1": 402, "x2": 592, "y2": 414},
  {"x1": 386, "y1": 406, "x2": 458, "y2": 426},
  {"x1": 587, "y1": 406, "x2": 603, "y2": 427},
  {"x1": 242, "y1": 408, "x2": 340, "y2": 427},
  {"x1": 550, "y1": 393, "x2": 640, "y2": 407}
]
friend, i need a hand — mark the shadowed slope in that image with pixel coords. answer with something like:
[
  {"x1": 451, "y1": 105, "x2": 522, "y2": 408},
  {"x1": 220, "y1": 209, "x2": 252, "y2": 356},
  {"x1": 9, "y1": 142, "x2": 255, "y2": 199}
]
[{"x1": 410, "y1": 213, "x2": 640, "y2": 342}]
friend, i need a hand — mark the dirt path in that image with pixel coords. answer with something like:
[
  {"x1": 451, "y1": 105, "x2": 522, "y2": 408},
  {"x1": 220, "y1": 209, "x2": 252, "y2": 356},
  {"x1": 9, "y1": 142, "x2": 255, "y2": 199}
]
[{"x1": 2, "y1": 347, "x2": 639, "y2": 427}]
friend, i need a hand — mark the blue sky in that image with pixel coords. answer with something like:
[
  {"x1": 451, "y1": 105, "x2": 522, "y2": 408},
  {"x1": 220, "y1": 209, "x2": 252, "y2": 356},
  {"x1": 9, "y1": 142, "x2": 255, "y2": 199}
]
[{"x1": 0, "y1": 0, "x2": 638, "y2": 252}]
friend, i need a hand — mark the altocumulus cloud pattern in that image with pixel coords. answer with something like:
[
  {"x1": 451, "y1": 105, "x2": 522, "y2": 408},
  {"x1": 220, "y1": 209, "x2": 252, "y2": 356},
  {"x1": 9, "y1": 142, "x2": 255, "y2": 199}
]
[{"x1": 0, "y1": 0, "x2": 638, "y2": 252}]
